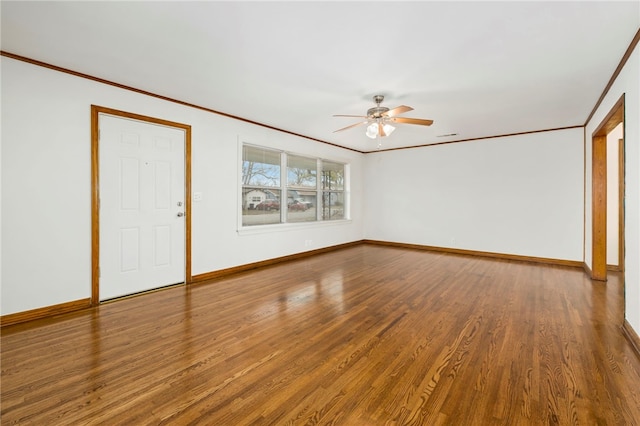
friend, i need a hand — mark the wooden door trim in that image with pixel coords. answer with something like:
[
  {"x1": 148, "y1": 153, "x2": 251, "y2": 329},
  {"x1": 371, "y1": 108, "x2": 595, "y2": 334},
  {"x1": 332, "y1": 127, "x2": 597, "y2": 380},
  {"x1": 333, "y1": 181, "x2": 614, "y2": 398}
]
[
  {"x1": 91, "y1": 105, "x2": 192, "y2": 306},
  {"x1": 590, "y1": 94, "x2": 624, "y2": 281},
  {"x1": 592, "y1": 134, "x2": 607, "y2": 281}
]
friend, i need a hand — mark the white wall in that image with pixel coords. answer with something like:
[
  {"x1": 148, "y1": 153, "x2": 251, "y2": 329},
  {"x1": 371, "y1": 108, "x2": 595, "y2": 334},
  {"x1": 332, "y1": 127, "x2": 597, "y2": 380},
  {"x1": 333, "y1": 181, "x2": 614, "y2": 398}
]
[
  {"x1": 363, "y1": 128, "x2": 584, "y2": 261},
  {"x1": 0, "y1": 57, "x2": 365, "y2": 315},
  {"x1": 585, "y1": 43, "x2": 640, "y2": 333}
]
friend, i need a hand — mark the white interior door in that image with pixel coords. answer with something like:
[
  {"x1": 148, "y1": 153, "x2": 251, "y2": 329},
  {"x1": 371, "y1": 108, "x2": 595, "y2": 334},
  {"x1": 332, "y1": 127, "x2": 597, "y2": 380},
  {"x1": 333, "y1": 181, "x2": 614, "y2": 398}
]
[{"x1": 99, "y1": 114, "x2": 185, "y2": 301}]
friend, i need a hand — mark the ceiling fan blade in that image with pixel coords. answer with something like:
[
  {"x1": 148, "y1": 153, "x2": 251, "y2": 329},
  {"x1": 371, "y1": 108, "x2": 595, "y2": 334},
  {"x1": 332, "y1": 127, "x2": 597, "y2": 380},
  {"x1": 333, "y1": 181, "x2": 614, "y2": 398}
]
[
  {"x1": 383, "y1": 105, "x2": 413, "y2": 117},
  {"x1": 333, "y1": 114, "x2": 368, "y2": 118},
  {"x1": 333, "y1": 121, "x2": 368, "y2": 133},
  {"x1": 390, "y1": 117, "x2": 434, "y2": 126},
  {"x1": 379, "y1": 122, "x2": 386, "y2": 137}
]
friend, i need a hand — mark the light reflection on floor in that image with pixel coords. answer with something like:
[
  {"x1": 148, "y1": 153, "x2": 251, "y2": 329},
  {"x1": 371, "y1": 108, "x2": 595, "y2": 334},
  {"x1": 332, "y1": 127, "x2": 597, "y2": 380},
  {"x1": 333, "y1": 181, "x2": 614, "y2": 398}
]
[{"x1": 273, "y1": 269, "x2": 345, "y2": 315}]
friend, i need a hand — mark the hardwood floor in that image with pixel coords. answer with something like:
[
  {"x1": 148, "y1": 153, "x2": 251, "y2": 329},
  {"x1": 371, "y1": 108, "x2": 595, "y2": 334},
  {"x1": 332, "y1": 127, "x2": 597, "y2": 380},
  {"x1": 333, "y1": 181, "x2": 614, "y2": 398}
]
[{"x1": 2, "y1": 245, "x2": 640, "y2": 425}]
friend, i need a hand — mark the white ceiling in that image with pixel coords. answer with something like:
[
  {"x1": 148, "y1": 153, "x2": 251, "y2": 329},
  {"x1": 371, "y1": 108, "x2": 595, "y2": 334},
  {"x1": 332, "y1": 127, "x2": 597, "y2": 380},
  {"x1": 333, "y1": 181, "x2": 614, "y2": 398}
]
[{"x1": 2, "y1": 1, "x2": 639, "y2": 152}]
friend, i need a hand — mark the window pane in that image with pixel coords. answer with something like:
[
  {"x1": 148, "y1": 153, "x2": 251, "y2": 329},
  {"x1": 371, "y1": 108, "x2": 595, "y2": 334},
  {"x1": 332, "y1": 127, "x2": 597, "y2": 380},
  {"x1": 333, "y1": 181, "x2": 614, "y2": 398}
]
[
  {"x1": 243, "y1": 146, "x2": 280, "y2": 187},
  {"x1": 242, "y1": 189, "x2": 281, "y2": 226},
  {"x1": 286, "y1": 197, "x2": 316, "y2": 223},
  {"x1": 287, "y1": 155, "x2": 317, "y2": 188},
  {"x1": 321, "y1": 161, "x2": 344, "y2": 190},
  {"x1": 322, "y1": 191, "x2": 344, "y2": 220}
]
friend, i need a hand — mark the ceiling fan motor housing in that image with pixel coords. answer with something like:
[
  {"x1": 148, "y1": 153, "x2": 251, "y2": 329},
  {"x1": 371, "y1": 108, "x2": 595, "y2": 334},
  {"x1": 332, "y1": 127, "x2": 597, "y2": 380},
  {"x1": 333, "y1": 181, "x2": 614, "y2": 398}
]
[
  {"x1": 368, "y1": 95, "x2": 389, "y2": 118},
  {"x1": 367, "y1": 106, "x2": 390, "y2": 118}
]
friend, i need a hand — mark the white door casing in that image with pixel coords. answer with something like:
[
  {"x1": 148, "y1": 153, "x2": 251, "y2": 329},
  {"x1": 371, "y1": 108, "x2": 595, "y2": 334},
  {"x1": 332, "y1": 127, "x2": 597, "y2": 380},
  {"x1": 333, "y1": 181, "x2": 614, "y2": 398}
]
[{"x1": 99, "y1": 114, "x2": 186, "y2": 300}]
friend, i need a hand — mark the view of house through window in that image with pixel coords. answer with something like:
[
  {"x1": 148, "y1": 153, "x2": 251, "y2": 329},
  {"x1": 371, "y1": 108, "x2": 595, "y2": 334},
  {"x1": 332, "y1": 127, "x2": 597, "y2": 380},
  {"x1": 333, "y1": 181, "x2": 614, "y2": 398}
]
[
  {"x1": 287, "y1": 155, "x2": 317, "y2": 223},
  {"x1": 242, "y1": 146, "x2": 281, "y2": 226},
  {"x1": 242, "y1": 145, "x2": 346, "y2": 226}
]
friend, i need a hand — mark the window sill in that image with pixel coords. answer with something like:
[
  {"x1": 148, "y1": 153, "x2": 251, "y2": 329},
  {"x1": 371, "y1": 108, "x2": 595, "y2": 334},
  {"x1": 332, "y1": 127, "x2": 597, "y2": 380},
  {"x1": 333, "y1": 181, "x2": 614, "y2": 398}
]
[{"x1": 237, "y1": 219, "x2": 353, "y2": 236}]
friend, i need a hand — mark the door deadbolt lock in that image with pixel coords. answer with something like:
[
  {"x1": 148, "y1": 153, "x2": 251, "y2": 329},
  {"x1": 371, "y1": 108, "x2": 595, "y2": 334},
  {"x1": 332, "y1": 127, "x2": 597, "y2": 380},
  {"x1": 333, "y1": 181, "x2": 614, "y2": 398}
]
[
  {"x1": 177, "y1": 201, "x2": 183, "y2": 206},
  {"x1": 177, "y1": 212, "x2": 185, "y2": 217}
]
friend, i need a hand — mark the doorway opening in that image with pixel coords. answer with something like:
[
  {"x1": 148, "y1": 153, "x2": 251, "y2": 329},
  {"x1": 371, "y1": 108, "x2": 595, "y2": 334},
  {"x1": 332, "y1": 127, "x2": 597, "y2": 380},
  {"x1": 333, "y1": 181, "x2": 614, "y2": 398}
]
[{"x1": 606, "y1": 122, "x2": 625, "y2": 272}]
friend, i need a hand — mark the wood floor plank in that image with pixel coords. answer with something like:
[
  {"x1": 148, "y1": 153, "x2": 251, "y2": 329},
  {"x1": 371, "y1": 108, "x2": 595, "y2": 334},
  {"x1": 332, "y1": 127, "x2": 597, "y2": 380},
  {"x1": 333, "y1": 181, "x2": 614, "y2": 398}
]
[{"x1": 2, "y1": 245, "x2": 640, "y2": 425}]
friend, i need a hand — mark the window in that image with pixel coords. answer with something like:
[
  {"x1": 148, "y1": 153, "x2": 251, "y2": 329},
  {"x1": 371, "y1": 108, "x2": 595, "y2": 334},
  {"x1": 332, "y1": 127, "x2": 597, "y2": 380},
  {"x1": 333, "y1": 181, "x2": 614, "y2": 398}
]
[
  {"x1": 322, "y1": 161, "x2": 345, "y2": 220},
  {"x1": 287, "y1": 155, "x2": 317, "y2": 223},
  {"x1": 242, "y1": 146, "x2": 281, "y2": 226},
  {"x1": 242, "y1": 145, "x2": 348, "y2": 227}
]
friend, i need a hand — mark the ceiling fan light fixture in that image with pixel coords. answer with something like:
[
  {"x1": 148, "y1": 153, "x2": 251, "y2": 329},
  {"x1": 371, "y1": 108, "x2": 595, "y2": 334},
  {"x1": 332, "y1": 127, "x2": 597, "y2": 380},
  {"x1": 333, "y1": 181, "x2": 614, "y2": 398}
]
[
  {"x1": 366, "y1": 123, "x2": 379, "y2": 139},
  {"x1": 365, "y1": 122, "x2": 395, "y2": 139}
]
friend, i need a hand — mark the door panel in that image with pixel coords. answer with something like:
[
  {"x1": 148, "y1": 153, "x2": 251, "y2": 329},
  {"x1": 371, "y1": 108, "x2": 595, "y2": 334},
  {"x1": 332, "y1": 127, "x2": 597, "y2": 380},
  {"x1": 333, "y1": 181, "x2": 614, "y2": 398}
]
[
  {"x1": 99, "y1": 114, "x2": 185, "y2": 300},
  {"x1": 120, "y1": 227, "x2": 140, "y2": 272}
]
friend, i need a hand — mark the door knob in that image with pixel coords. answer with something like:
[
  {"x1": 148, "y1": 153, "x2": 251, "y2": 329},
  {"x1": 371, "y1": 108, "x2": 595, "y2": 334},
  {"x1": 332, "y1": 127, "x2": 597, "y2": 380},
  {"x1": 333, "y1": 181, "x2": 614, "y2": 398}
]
[{"x1": 177, "y1": 212, "x2": 184, "y2": 217}]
